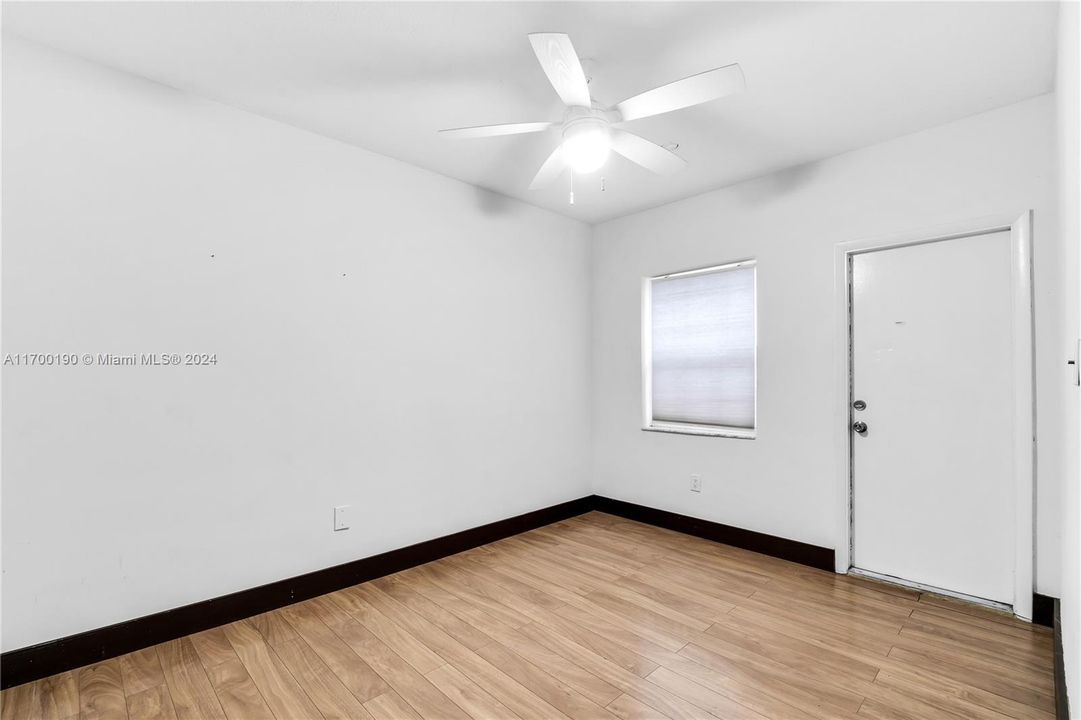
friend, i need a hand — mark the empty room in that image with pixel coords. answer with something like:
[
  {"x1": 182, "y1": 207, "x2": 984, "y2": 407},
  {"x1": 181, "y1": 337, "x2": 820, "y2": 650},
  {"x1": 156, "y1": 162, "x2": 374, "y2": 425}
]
[{"x1": 1, "y1": 1, "x2": 1079, "y2": 719}]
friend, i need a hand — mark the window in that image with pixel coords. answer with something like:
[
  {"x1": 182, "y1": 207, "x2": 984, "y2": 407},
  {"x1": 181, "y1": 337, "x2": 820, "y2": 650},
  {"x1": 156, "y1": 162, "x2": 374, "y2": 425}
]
[{"x1": 643, "y1": 260, "x2": 756, "y2": 438}]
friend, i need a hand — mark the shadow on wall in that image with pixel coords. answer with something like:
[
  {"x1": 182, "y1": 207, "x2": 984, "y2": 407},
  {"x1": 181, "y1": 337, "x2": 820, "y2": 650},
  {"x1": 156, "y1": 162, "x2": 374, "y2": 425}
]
[
  {"x1": 729, "y1": 160, "x2": 822, "y2": 205},
  {"x1": 669, "y1": 111, "x2": 824, "y2": 205},
  {"x1": 473, "y1": 185, "x2": 519, "y2": 215},
  {"x1": 469, "y1": 127, "x2": 560, "y2": 217}
]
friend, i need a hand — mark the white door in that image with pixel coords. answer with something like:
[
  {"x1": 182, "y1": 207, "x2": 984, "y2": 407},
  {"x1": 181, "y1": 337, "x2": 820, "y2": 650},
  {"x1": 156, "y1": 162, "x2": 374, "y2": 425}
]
[{"x1": 851, "y1": 231, "x2": 1016, "y2": 605}]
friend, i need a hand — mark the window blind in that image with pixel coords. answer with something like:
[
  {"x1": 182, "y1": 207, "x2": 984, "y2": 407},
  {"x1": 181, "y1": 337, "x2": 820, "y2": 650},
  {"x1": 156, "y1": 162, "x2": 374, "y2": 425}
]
[{"x1": 650, "y1": 265, "x2": 755, "y2": 429}]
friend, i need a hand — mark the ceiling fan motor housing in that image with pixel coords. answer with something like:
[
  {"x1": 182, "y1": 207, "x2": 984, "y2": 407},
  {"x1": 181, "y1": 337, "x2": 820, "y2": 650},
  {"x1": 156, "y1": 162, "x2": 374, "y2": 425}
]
[
  {"x1": 562, "y1": 104, "x2": 617, "y2": 130},
  {"x1": 562, "y1": 113, "x2": 609, "y2": 141}
]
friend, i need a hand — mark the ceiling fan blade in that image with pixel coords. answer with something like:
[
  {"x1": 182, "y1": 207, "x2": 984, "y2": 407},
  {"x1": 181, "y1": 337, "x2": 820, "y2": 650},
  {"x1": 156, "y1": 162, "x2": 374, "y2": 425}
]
[
  {"x1": 614, "y1": 63, "x2": 745, "y2": 122},
  {"x1": 610, "y1": 129, "x2": 687, "y2": 175},
  {"x1": 529, "y1": 145, "x2": 567, "y2": 189},
  {"x1": 528, "y1": 33, "x2": 592, "y2": 108},
  {"x1": 438, "y1": 121, "x2": 554, "y2": 139}
]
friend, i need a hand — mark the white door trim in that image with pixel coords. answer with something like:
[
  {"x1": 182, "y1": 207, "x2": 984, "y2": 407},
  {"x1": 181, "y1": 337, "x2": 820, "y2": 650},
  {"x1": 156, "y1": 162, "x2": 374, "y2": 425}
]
[{"x1": 832, "y1": 211, "x2": 1035, "y2": 620}]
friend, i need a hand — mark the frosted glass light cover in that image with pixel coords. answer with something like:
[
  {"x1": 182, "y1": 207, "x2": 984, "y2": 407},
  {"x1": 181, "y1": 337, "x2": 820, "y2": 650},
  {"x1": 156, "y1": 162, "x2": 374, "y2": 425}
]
[{"x1": 563, "y1": 125, "x2": 611, "y2": 174}]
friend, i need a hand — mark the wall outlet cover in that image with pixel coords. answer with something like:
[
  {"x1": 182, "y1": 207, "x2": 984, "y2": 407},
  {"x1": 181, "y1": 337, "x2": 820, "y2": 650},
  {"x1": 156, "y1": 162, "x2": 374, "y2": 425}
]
[{"x1": 334, "y1": 505, "x2": 350, "y2": 531}]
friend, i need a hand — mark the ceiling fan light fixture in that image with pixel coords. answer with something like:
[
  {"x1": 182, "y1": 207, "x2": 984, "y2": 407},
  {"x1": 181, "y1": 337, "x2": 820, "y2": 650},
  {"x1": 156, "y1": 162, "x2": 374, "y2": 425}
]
[
  {"x1": 562, "y1": 119, "x2": 611, "y2": 174},
  {"x1": 439, "y1": 33, "x2": 744, "y2": 191}
]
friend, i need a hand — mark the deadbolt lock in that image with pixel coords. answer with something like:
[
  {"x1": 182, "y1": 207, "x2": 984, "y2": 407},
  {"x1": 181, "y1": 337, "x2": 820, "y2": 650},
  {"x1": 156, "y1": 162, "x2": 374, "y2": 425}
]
[{"x1": 852, "y1": 400, "x2": 867, "y2": 411}]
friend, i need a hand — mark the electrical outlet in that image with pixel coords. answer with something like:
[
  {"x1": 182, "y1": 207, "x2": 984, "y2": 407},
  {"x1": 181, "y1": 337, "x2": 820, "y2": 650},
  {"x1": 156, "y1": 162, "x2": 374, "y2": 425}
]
[
  {"x1": 690, "y1": 474, "x2": 702, "y2": 493},
  {"x1": 334, "y1": 505, "x2": 350, "y2": 531}
]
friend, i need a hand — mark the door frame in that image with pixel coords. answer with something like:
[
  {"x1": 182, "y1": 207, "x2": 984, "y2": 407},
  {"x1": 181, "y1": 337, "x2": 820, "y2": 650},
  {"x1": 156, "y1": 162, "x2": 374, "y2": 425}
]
[{"x1": 832, "y1": 211, "x2": 1035, "y2": 620}]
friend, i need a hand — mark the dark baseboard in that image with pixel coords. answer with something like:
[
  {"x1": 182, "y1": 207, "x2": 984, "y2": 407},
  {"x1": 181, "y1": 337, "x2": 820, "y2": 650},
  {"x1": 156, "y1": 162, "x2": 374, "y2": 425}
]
[
  {"x1": 1054, "y1": 598, "x2": 1070, "y2": 720},
  {"x1": 592, "y1": 495, "x2": 836, "y2": 572},
  {"x1": 0, "y1": 495, "x2": 594, "y2": 690},
  {"x1": 5, "y1": 494, "x2": 1049, "y2": 696},
  {"x1": 0, "y1": 494, "x2": 839, "y2": 689},
  {"x1": 1035, "y1": 592, "x2": 1057, "y2": 629}
]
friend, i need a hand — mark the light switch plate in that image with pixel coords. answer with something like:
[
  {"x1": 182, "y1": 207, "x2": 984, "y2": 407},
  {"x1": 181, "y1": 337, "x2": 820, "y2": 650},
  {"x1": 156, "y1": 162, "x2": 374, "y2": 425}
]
[{"x1": 334, "y1": 505, "x2": 350, "y2": 531}]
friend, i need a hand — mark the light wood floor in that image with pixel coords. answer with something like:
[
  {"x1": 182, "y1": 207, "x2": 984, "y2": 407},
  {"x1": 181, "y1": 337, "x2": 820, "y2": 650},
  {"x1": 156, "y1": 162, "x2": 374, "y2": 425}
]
[{"x1": 1, "y1": 512, "x2": 1055, "y2": 720}]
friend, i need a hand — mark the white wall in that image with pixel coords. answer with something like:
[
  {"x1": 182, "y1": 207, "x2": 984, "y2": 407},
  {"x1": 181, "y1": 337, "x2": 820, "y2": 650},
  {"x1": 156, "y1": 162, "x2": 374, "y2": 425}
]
[
  {"x1": 591, "y1": 94, "x2": 1065, "y2": 595},
  {"x1": 2, "y1": 23, "x2": 1073, "y2": 659},
  {"x1": 1056, "y1": 0, "x2": 1080, "y2": 709},
  {"x1": 0, "y1": 36, "x2": 593, "y2": 652}
]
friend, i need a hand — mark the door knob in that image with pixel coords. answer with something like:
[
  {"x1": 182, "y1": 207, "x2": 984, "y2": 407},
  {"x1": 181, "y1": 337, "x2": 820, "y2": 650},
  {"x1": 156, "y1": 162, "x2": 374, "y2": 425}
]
[{"x1": 852, "y1": 421, "x2": 868, "y2": 434}]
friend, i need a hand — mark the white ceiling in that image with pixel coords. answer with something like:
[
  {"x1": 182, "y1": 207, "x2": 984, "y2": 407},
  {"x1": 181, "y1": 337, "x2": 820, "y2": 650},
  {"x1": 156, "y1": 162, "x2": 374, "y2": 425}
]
[{"x1": 3, "y1": 2, "x2": 1059, "y2": 223}]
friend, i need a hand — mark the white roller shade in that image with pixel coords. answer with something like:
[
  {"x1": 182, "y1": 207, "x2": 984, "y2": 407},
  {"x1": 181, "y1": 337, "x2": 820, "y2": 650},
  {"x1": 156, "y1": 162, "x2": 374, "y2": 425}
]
[{"x1": 650, "y1": 264, "x2": 756, "y2": 429}]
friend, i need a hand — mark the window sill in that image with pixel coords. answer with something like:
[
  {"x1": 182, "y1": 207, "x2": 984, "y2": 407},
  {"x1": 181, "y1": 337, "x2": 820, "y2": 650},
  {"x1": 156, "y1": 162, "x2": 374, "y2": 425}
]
[{"x1": 642, "y1": 424, "x2": 756, "y2": 440}]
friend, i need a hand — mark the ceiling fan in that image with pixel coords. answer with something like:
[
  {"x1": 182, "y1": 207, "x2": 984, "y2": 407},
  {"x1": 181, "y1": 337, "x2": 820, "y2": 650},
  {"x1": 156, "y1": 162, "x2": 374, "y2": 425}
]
[{"x1": 438, "y1": 33, "x2": 745, "y2": 190}]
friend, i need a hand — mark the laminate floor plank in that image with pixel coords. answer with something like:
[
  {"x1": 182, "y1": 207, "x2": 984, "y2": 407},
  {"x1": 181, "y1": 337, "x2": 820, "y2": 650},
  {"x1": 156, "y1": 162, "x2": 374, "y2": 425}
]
[
  {"x1": 246, "y1": 611, "x2": 302, "y2": 649},
  {"x1": 528, "y1": 528, "x2": 650, "y2": 575},
  {"x1": 625, "y1": 563, "x2": 756, "y2": 607},
  {"x1": 897, "y1": 620, "x2": 1052, "y2": 666},
  {"x1": 677, "y1": 641, "x2": 867, "y2": 716},
  {"x1": 203, "y1": 658, "x2": 274, "y2": 720},
  {"x1": 363, "y1": 584, "x2": 574, "y2": 720},
  {"x1": 1, "y1": 680, "x2": 42, "y2": 720},
  {"x1": 584, "y1": 589, "x2": 705, "y2": 641},
  {"x1": 648, "y1": 655, "x2": 824, "y2": 720},
  {"x1": 44, "y1": 673, "x2": 81, "y2": 720},
  {"x1": 705, "y1": 614, "x2": 882, "y2": 682},
  {"x1": 156, "y1": 638, "x2": 228, "y2": 720},
  {"x1": 78, "y1": 660, "x2": 128, "y2": 720},
  {"x1": 479, "y1": 626, "x2": 623, "y2": 706},
  {"x1": 329, "y1": 588, "x2": 446, "y2": 674},
  {"x1": 370, "y1": 576, "x2": 494, "y2": 651},
  {"x1": 509, "y1": 534, "x2": 628, "y2": 583},
  {"x1": 438, "y1": 556, "x2": 567, "y2": 616},
  {"x1": 528, "y1": 609, "x2": 661, "y2": 679},
  {"x1": 642, "y1": 667, "x2": 772, "y2": 720},
  {"x1": 188, "y1": 630, "x2": 239, "y2": 671},
  {"x1": 363, "y1": 691, "x2": 422, "y2": 720},
  {"x1": 395, "y1": 571, "x2": 523, "y2": 639},
  {"x1": 918, "y1": 593, "x2": 1038, "y2": 629},
  {"x1": 3, "y1": 672, "x2": 79, "y2": 720},
  {"x1": 126, "y1": 685, "x2": 178, "y2": 720},
  {"x1": 348, "y1": 583, "x2": 481, "y2": 665},
  {"x1": 472, "y1": 640, "x2": 621, "y2": 720},
  {"x1": 872, "y1": 668, "x2": 1054, "y2": 720},
  {"x1": 425, "y1": 664, "x2": 520, "y2": 720},
  {"x1": 466, "y1": 551, "x2": 589, "y2": 605},
  {"x1": 119, "y1": 649, "x2": 167, "y2": 698},
  {"x1": 220, "y1": 620, "x2": 324, "y2": 720},
  {"x1": 268, "y1": 638, "x2": 373, "y2": 720},
  {"x1": 611, "y1": 575, "x2": 734, "y2": 623},
  {"x1": 514, "y1": 621, "x2": 729, "y2": 720},
  {"x1": 321, "y1": 612, "x2": 468, "y2": 720},
  {"x1": 428, "y1": 642, "x2": 573, "y2": 720},
  {"x1": 907, "y1": 607, "x2": 1050, "y2": 642},
  {"x1": 417, "y1": 565, "x2": 537, "y2": 630},
  {"x1": 279, "y1": 602, "x2": 391, "y2": 704},
  {"x1": 6, "y1": 513, "x2": 1052, "y2": 720},
  {"x1": 554, "y1": 596, "x2": 689, "y2": 654},
  {"x1": 886, "y1": 646, "x2": 1054, "y2": 710},
  {"x1": 486, "y1": 544, "x2": 605, "y2": 597},
  {"x1": 691, "y1": 628, "x2": 877, "y2": 698},
  {"x1": 605, "y1": 693, "x2": 672, "y2": 720}
]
